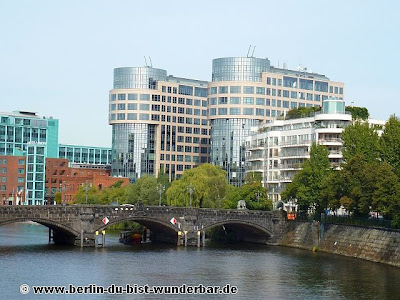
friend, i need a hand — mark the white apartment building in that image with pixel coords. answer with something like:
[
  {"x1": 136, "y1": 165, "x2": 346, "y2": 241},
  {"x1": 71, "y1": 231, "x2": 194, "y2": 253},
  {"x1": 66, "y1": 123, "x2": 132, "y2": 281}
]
[{"x1": 245, "y1": 97, "x2": 354, "y2": 207}]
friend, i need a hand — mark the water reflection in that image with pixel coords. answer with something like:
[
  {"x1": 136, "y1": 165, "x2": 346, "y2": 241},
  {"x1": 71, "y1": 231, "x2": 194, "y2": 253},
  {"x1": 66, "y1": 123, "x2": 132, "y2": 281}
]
[{"x1": 0, "y1": 223, "x2": 399, "y2": 300}]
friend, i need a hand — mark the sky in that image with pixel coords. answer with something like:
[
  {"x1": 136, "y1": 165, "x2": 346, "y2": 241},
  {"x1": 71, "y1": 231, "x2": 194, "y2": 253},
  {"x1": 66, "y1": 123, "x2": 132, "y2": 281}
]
[{"x1": 0, "y1": 0, "x2": 399, "y2": 147}]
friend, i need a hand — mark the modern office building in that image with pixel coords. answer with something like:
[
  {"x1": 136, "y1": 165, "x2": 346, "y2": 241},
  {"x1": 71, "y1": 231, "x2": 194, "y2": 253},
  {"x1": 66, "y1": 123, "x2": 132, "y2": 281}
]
[
  {"x1": 0, "y1": 111, "x2": 59, "y2": 158},
  {"x1": 245, "y1": 97, "x2": 353, "y2": 207},
  {"x1": 58, "y1": 144, "x2": 112, "y2": 170},
  {"x1": 109, "y1": 67, "x2": 210, "y2": 182},
  {"x1": 209, "y1": 57, "x2": 345, "y2": 186},
  {"x1": 25, "y1": 142, "x2": 46, "y2": 205},
  {"x1": 110, "y1": 57, "x2": 345, "y2": 184}
]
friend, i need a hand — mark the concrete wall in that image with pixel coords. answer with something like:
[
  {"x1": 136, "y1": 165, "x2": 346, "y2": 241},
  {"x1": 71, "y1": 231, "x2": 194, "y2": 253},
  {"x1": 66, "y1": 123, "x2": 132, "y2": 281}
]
[{"x1": 279, "y1": 221, "x2": 400, "y2": 267}]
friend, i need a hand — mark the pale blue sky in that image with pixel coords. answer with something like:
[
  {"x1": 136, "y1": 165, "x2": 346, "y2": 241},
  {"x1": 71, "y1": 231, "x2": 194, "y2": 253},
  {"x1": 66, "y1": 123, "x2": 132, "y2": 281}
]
[{"x1": 0, "y1": 0, "x2": 398, "y2": 147}]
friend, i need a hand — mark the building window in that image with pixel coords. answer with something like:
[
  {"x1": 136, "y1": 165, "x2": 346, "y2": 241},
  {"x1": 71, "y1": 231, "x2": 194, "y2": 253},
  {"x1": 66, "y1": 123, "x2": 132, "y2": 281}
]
[
  {"x1": 218, "y1": 97, "x2": 228, "y2": 104},
  {"x1": 230, "y1": 108, "x2": 240, "y2": 115},
  {"x1": 243, "y1": 108, "x2": 254, "y2": 115},
  {"x1": 117, "y1": 94, "x2": 126, "y2": 100},
  {"x1": 218, "y1": 86, "x2": 228, "y2": 94},
  {"x1": 256, "y1": 108, "x2": 264, "y2": 116},
  {"x1": 230, "y1": 97, "x2": 240, "y2": 104},
  {"x1": 256, "y1": 98, "x2": 265, "y2": 105},
  {"x1": 218, "y1": 108, "x2": 227, "y2": 115},
  {"x1": 230, "y1": 86, "x2": 241, "y2": 94},
  {"x1": 127, "y1": 113, "x2": 137, "y2": 120},
  {"x1": 140, "y1": 104, "x2": 150, "y2": 111},
  {"x1": 128, "y1": 93, "x2": 137, "y2": 100},
  {"x1": 243, "y1": 97, "x2": 254, "y2": 105},
  {"x1": 140, "y1": 94, "x2": 150, "y2": 101},
  {"x1": 139, "y1": 114, "x2": 149, "y2": 120},
  {"x1": 243, "y1": 86, "x2": 254, "y2": 94}
]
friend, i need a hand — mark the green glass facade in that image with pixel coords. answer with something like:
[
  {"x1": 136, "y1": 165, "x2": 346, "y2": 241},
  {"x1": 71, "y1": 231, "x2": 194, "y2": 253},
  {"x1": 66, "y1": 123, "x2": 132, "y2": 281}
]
[
  {"x1": 58, "y1": 144, "x2": 112, "y2": 165},
  {"x1": 0, "y1": 111, "x2": 59, "y2": 158}
]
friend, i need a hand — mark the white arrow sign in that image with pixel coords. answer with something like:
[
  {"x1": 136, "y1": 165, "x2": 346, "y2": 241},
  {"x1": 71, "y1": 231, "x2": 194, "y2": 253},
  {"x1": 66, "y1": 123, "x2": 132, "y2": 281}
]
[{"x1": 102, "y1": 217, "x2": 109, "y2": 225}]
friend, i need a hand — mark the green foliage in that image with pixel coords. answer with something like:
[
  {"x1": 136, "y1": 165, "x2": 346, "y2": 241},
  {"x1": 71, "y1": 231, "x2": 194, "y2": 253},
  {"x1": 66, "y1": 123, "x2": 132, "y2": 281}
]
[
  {"x1": 224, "y1": 172, "x2": 272, "y2": 211},
  {"x1": 345, "y1": 106, "x2": 369, "y2": 120},
  {"x1": 341, "y1": 121, "x2": 380, "y2": 162},
  {"x1": 166, "y1": 164, "x2": 228, "y2": 208},
  {"x1": 123, "y1": 175, "x2": 159, "y2": 205},
  {"x1": 54, "y1": 192, "x2": 61, "y2": 204},
  {"x1": 380, "y1": 115, "x2": 400, "y2": 176},
  {"x1": 285, "y1": 106, "x2": 321, "y2": 120},
  {"x1": 281, "y1": 143, "x2": 331, "y2": 217}
]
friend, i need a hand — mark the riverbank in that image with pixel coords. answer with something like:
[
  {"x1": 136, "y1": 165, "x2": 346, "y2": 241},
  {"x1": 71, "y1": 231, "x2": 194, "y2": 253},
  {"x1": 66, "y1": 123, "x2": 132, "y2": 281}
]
[{"x1": 278, "y1": 221, "x2": 400, "y2": 267}]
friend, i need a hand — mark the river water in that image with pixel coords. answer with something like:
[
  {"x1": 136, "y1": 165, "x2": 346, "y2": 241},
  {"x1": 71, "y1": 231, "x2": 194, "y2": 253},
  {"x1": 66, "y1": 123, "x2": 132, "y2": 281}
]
[{"x1": 0, "y1": 223, "x2": 399, "y2": 300}]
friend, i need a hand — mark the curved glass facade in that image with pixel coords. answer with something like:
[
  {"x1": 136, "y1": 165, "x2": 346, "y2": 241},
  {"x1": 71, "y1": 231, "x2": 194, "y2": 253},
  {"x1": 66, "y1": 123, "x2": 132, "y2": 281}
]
[
  {"x1": 212, "y1": 57, "x2": 270, "y2": 82},
  {"x1": 113, "y1": 67, "x2": 167, "y2": 89},
  {"x1": 112, "y1": 123, "x2": 156, "y2": 181},
  {"x1": 210, "y1": 118, "x2": 259, "y2": 186}
]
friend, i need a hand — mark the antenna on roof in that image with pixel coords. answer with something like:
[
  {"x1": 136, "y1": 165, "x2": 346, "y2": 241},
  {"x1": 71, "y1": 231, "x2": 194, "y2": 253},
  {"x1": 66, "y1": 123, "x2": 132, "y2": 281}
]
[
  {"x1": 251, "y1": 45, "x2": 256, "y2": 57},
  {"x1": 149, "y1": 57, "x2": 153, "y2": 67},
  {"x1": 247, "y1": 45, "x2": 252, "y2": 57},
  {"x1": 144, "y1": 56, "x2": 148, "y2": 67}
]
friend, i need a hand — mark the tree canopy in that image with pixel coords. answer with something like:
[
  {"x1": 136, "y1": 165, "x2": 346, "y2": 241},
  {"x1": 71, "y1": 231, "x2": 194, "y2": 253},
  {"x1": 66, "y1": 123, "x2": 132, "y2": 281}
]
[
  {"x1": 281, "y1": 143, "x2": 331, "y2": 218},
  {"x1": 345, "y1": 106, "x2": 369, "y2": 120},
  {"x1": 341, "y1": 121, "x2": 380, "y2": 162},
  {"x1": 166, "y1": 164, "x2": 228, "y2": 208},
  {"x1": 224, "y1": 172, "x2": 272, "y2": 211}
]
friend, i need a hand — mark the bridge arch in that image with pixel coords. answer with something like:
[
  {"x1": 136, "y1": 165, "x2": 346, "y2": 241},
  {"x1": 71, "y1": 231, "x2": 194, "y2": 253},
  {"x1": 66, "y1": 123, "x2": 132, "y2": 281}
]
[
  {"x1": 202, "y1": 219, "x2": 274, "y2": 244},
  {"x1": 0, "y1": 218, "x2": 79, "y2": 238},
  {"x1": 95, "y1": 216, "x2": 180, "y2": 244}
]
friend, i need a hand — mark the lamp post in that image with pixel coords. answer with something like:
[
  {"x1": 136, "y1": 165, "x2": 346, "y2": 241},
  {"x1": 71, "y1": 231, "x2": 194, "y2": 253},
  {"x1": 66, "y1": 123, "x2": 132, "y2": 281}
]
[
  {"x1": 156, "y1": 183, "x2": 165, "y2": 206},
  {"x1": 187, "y1": 183, "x2": 195, "y2": 208},
  {"x1": 84, "y1": 180, "x2": 92, "y2": 205},
  {"x1": 255, "y1": 191, "x2": 261, "y2": 203}
]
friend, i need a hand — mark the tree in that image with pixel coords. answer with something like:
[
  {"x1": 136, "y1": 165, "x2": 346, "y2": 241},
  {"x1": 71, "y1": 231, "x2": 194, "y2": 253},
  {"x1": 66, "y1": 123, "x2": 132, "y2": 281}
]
[
  {"x1": 341, "y1": 121, "x2": 380, "y2": 162},
  {"x1": 281, "y1": 143, "x2": 331, "y2": 218},
  {"x1": 345, "y1": 106, "x2": 369, "y2": 120},
  {"x1": 285, "y1": 106, "x2": 321, "y2": 120},
  {"x1": 223, "y1": 173, "x2": 272, "y2": 210},
  {"x1": 123, "y1": 175, "x2": 159, "y2": 205},
  {"x1": 380, "y1": 115, "x2": 400, "y2": 176},
  {"x1": 166, "y1": 164, "x2": 228, "y2": 208},
  {"x1": 54, "y1": 192, "x2": 62, "y2": 204}
]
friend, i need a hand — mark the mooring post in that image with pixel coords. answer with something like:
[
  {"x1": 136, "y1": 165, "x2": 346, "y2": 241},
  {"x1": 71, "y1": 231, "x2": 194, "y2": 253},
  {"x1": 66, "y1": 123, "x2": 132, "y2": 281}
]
[
  {"x1": 197, "y1": 231, "x2": 201, "y2": 247},
  {"x1": 80, "y1": 230, "x2": 84, "y2": 248},
  {"x1": 95, "y1": 231, "x2": 98, "y2": 248},
  {"x1": 202, "y1": 230, "x2": 205, "y2": 247},
  {"x1": 48, "y1": 228, "x2": 52, "y2": 243},
  {"x1": 102, "y1": 230, "x2": 106, "y2": 247},
  {"x1": 184, "y1": 231, "x2": 187, "y2": 247},
  {"x1": 177, "y1": 231, "x2": 181, "y2": 246}
]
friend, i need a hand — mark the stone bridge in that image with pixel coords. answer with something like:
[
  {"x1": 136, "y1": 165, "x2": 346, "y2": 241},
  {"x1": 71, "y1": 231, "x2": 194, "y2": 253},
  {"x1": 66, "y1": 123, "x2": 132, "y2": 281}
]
[{"x1": 0, "y1": 205, "x2": 287, "y2": 247}]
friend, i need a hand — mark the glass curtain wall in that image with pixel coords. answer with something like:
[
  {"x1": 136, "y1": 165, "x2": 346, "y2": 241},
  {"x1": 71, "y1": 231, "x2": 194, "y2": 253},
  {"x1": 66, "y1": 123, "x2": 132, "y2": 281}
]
[{"x1": 112, "y1": 124, "x2": 156, "y2": 182}]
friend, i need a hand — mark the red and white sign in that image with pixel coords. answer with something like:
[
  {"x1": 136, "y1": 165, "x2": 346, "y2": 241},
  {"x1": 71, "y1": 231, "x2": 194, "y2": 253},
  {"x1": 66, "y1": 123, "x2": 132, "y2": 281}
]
[
  {"x1": 170, "y1": 217, "x2": 177, "y2": 225},
  {"x1": 102, "y1": 217, "x2": 109, "y2": 225}
]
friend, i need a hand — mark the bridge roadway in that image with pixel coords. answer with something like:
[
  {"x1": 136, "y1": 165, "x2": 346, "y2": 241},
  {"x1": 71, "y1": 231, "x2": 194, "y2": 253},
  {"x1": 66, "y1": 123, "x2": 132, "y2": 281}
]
[{"x1": 0, "y1": 205, "x2": 287, "y2": 247}]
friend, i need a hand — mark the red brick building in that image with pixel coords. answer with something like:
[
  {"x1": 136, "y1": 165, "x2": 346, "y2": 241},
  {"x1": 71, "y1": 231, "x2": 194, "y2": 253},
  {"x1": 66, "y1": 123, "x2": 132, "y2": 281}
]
[
  {"x1": 45, "y1": 158, "x2": 129, "y2": 204},
  {"x1": 0, "y1": 156, "x2": 26, "y2": 205}
]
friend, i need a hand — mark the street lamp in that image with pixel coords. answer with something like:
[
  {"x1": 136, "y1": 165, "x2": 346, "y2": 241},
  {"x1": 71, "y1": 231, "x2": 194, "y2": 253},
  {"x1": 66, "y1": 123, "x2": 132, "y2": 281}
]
[
  {"x1": 156, "y1": 183, "x2": 165, "y2": 206},
  {"x1": 84, "y1": 180, "x2": 92, "y2": 205},
  {"x1": 187, "y1": 183, "x2": 195, "y2": 208},
  {"x1": 255, "y1": 191, "x2": 261, "y2": 203}
]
